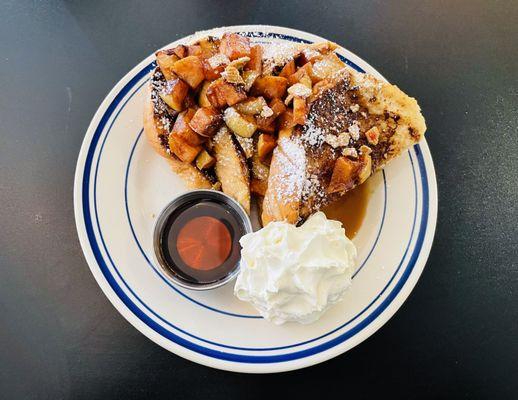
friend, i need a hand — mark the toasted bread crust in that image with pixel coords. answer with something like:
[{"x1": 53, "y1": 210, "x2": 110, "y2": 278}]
[{"x1": 143, "y1": 84, "x2": 212, "y2": 189}]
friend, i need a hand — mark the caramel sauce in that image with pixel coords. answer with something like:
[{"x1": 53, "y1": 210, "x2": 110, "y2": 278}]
[{"x1": 322, "y1": 180, "x2": 371, "y2": 238}]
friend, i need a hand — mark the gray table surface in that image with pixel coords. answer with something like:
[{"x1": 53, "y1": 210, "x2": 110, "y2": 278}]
[{"x1": 1, "y1": 1, "x2": 517, "y2": 399}]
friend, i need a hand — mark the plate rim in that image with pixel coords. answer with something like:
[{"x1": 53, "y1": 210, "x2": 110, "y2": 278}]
[{"x1": 74, "y1": 24, "x2": 438, "y2": 373}]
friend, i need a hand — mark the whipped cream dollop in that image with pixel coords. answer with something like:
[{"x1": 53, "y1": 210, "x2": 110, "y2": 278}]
[{"x1": 234, "y1": 212, "x2": 357, "y2": 325}]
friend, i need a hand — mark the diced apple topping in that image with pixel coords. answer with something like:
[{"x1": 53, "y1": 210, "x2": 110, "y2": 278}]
[
  {"x1": 365, "y1": 126, "x2": 380, "y2": 145},
  {"x1": 197, "y1": 81, "x2": 212, "y2": 107},
  {"x1": 171, "y1": 45, "x2": 187, "y2": 58},
  {"x1": 171, "y1": 56, "x2": 205, "y2": 89},
  {"x1": 158, "y1": 79, "x2": 189, "y2": 112},
  {"x1": 234, "y1": 97, "x2": 268, "y2": 115},
  {"x1": 219, "y1": 33, "x2": 251, "y2": 60},
  {"x1": 292, "y1": 97, "x2": 307, "y2": 125},
  {"x1": 327, "y1": 157, "x2": 359, "y2": 194},
  {"x1": 257, "y1": 134, "x2": 276, "y2": 160},
  {"x1": 242, "y1": 70, "x2": 260, "y2": 91},
  {"x1": 206, "y1": 79, "x2": 247, "y2": 108},
  {"x1": 223, "y1": 107, "x2": 257, "y2": 138},
  {"x1": 151, "y1": 33, "x2": 372, "y2": 196},
  {"x1": 169, "y1": 134, "x2": 202, "y2": 163},
  {"x1": 279, "y1": 60, "x2": 296, "y2": 78},
  {"x1": 195, "y1": 150, "x2": 216, "y2": 170},
  {"x1": 198, "y1": 37, "x2": 220, "y2": 59},
  {"x1": 155, "y1": 51, "x2": 179, "y2": 80},
  {"x1": 245, "y1": 45, "x2": 263, "y2": 73},
  {"x1": 171, "y1": 109, "x2": 204, "y2": 146},
  {"x1": 189, "y1": 107, "x2": 222, "y2": 137},
  {"x1": 251, "y1": 76, "x2": 288, "y2": 99},
  {"x1": 187, "y1": 45, "x2": 202, "y2": 57}
]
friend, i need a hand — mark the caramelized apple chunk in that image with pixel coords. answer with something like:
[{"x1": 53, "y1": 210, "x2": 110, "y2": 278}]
[
  {"x1": 292, "y1": 97, "x2": 307, "y2": 125},
  {"x1": 219, "y1": 33, "x2": 251, "y2": 60},
  {"x1": 257, "y1": 134, "x2": 276, "y2": 160},
  {"x1": 171, "y1": 56, "x2": 205, "y2": 89},
  {"x1": 171, "y1": 108, "x2": 204, "y2": 146},
  {"x1": 234, "y1": 97, "x2": 268, "y2": 115},
  {"x1": 206, "y1": 79, "x2": 247, "y2": 108},
  {"x1": 195, "y1": 150, "x2": 216, "y2": 170},
  {"x1": 198, "y1": 81, "x2": 212, "y2": 107},
  {"x1": 168, "y1": 134, "x2": 202, "y2": 163},
  {"x1": 327, "y1": 157, "x2": 360, "y2": 194},
  {"x1": 251, "y1": 76, "x2": 289, "y2": 99},
  {"x1": 245, "y1": 45, "x2": 263, "y2": 73},
  {"x1": 155, "y1": 51, "x2": 179, "y2": 80},
  {"x1": 188, "y1": 106, "x2": 222, "y2": 137},
  {"x1": 223, "y1": 107, "x2": 257, "y2": 138},
  {"x1": 158, "y1": 79, "x2": 189, "y2": 112},
  {"x1": 279, "y1": 60, "x2": 296, "y2": 78}
]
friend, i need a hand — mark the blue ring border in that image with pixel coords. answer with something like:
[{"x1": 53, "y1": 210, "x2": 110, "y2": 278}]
[{"x1": 80, "y1": 32, "x2": 430, "y2": 363}]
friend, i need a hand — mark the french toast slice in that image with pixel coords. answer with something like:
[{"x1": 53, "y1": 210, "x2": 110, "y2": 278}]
[{"x1": 262, "y1": 67, "x2": 426, "y2": 225}]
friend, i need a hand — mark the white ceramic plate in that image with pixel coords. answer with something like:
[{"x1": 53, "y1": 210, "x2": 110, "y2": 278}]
[{"x1": 74, "y1": 25, "x2": 437, "y2": 373}]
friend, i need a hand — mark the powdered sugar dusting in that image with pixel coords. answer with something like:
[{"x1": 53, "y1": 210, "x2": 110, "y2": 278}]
[
  {"x1": 301, "y1": 119, "x2": 325, "y2": 147},
  {"x1": 271, "y1": 137, "x2": 306, "y2": 204}
]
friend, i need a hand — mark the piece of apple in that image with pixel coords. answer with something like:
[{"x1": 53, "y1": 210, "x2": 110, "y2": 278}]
[
  {"x1": 327, "y1": 156, "x2": 360, "y2": 194},
  {"x1": 277, "y1": 110, "x2": 296, "y2": 129},
  {"x1": 195, "y1": 150, "x2": 216, "y2": 170},
  {"x1": 171, "y1": 45, "x2": 187, "y2": 58},
  {"x1": 234, "y1": 97, "x2": 268, "y2": 115},
  {"x1": 288, "y1": 63, "x2": 318, "y2": 85},
  {"x1": 198, "y1": 81, "x2": 211, "y2": 107},
  {"x1": 171, "y1": 56, "x2": 205, "y2": 89},
  {"x1": 168, "y1": 134, "x2": 202, "y2": 163},
  {"x1": 219, "y1": 33, "x2": 251, "y2": 60},
  {"x1": 202, "y1": 57, "x2": 227, "y2": 81},
  {"x1": 257, "y1": 134, "x2": 276, "y2": 161},
  {"x1": 223, "y1": 107, "x2": 257, "y2": 138},
  {"x1": 155, "y1": 50, "x2": 179, "y2": 81},
  {"x1": 206, "y1": 79, "x2": 247, "y2": 108},
  {"x1": 251, "y1": 76, "x2": 288, "y2": 99},
  {"x1": 293, "y1": 97, "x2": 307, "y2": 125},
  {"x1": 279, "y1": 60, "x2": 296, "y2": 78},
  {"x1": 158, "y1": 79, "x2": 189, "y2": 112},
  {"x1": 188, "y1": 106, "x2": 222, "y2": 137},
  {"x1": 198, "y1": 36, "x2": 220, "y2": 59},
  {"x1": 187, "y1": 45, "x2": 202, "y2": 57},
  {"x1": 171, "y1": 108, "x2": 204, "y2": 146},
  {"x1": 255, "y1": 116, "x2": 275, "y2": 133},
  {"x1": 245, "y1": 45, "x2": 263, "y2": 73},
  {"x1": 242, "y1": 70, "x2": 260, "y2": 91},
  {"x1": 268, "y1": 97, "x2": 287, "y2": 117}
]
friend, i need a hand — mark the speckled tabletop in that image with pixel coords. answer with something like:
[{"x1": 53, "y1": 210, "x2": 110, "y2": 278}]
[{"x1": 0, "y1": 1, "x2": 517, "y2": 398}]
